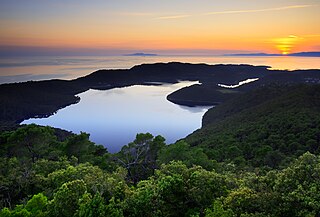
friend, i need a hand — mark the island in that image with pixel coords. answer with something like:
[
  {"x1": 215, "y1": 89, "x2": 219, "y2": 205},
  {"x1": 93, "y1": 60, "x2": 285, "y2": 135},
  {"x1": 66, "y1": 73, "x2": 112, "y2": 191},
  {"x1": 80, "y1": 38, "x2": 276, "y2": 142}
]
[{"x1": 124, "y1": 53, "x2": 158, "y2": 56}]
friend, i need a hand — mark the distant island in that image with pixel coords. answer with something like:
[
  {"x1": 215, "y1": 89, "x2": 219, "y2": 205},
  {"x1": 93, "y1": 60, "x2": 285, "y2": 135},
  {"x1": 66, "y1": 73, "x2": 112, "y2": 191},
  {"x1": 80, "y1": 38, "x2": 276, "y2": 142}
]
[
  {"x1": 124, "y1": 53, "x2": 158, "y2": 56},
  {"x1": 227, "y1": 51, "x2": 320, "y2": 57}
]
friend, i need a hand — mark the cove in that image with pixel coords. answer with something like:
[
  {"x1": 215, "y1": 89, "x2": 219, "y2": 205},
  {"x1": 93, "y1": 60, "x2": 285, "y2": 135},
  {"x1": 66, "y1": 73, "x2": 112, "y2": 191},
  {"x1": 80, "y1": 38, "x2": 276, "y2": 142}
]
[{"x1": 22, "y1": 81, "x2": 211, "y2": 153}]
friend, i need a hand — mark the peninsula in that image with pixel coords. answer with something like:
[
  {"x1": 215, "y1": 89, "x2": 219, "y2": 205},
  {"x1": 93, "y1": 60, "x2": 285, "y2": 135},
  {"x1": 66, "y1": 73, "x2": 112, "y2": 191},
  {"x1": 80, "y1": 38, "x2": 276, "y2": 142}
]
[{"x1": 0, "y1": 62, "x2": 320, "y2": 129}]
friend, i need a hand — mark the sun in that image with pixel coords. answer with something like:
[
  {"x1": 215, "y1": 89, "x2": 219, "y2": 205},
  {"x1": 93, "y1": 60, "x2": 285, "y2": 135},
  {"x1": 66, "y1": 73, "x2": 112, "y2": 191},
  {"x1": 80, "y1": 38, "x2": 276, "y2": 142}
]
[{"x1": 273, "y1": 35, "x2": 300, "y2": 55}]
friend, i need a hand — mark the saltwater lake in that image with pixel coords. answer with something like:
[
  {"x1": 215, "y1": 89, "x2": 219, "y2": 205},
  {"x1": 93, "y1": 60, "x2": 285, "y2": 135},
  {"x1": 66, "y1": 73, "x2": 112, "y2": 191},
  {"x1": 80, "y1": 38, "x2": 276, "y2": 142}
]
[
  {"x1": 4, "y1": 55, "x2": 320, "y2": 152},
  {"x1": 22, "y1": 81, "x2": 211, "y2": 152}
]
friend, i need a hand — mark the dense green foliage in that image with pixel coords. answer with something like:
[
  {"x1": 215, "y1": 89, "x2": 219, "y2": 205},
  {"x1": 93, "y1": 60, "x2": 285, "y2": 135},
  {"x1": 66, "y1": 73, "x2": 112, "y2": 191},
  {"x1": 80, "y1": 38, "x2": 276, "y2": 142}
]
[
  {"x1": 1, "y1": 84, "x2": 320, "y2": 216},
  {"x1": 115, "y1": 133, "x2": 166, "y2": 183},
  {"x1": 1, "y1": 151, "x2": 319, "y2": 216},
  {"x1": 186, "y1": 84, "x2": 320, "y2": 169}
]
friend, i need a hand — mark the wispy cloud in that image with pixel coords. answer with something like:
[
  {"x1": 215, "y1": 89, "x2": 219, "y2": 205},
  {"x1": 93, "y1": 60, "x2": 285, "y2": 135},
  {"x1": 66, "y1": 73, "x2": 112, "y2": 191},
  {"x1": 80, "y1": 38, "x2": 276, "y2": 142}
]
[
  {"x1": 156, "y1": 15, "x2": 191, "y2": 20},
  {"x1": 119, "y1": 12, "x2": 153, "y2": 17},
  {"x1": 155, "y1": 4, "x2": 314, "y2": 20},
  {"x1": 204, "y1": 4, "x2": 313, "y2": 15}
]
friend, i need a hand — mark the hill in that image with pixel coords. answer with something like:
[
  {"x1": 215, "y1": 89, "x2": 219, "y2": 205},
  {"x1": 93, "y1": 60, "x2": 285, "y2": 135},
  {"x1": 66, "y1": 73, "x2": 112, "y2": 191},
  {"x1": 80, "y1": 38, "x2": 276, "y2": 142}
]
[
  {"x1": 0, "y1": 62, "x2": 319, "y2": 129},
  {"x1": 185, "y1": 84, "x2": 320, "y2": 168},
  {"x1": 0, "y1": 63, "x2": 271, "y2": 128},
  {"x1": 167, "y1": 68, "x2": 320, "y2": 106},
  {"x1": 1, "y1": 84, "x2": 320, "y2": 216}
]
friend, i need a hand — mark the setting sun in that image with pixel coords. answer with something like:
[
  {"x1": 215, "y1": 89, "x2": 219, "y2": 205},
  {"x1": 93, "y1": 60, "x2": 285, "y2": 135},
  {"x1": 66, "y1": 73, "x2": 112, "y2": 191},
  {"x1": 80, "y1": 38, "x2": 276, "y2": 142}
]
[{"x1": 273, "y1": 35, "x2": 301, "y2": 55}]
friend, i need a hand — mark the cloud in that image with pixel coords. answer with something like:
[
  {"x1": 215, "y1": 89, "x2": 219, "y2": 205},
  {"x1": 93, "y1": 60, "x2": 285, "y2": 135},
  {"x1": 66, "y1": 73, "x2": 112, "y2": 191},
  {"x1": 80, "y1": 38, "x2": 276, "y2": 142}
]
[
  {"x1": 156, "y1": 15, "x2": 191, "y2": 20},
  {"x1": 204, "y1": 4, "x2": 314, "y2": 15},
  {"x1": 155, "y1": 4, "x2": 314, "y2": 20},
  {"x1": 119, "y1": 12, "x2": 153, "y2": 17}
]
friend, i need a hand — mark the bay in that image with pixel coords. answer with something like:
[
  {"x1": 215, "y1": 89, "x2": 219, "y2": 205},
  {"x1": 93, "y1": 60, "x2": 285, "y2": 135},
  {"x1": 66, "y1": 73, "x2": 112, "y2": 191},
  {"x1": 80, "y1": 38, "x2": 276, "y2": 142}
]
[{"x1": 22, "y1": 81, "x2": 211, "y2": 152}]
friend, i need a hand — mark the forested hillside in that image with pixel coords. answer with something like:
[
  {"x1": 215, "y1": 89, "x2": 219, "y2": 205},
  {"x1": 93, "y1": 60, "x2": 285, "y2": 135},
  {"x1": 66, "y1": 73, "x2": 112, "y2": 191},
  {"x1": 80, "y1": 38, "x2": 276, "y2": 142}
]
[
  {"x1": 186, "y1": 84, "x2": 320, "y2": 169},
  {"x1": 0, "y1": 84, "x2": 320, "y2": 216}
]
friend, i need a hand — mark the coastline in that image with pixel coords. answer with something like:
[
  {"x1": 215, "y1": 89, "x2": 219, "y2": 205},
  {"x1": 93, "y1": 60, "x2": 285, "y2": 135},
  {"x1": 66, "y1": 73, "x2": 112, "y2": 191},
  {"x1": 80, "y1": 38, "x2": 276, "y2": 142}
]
[{"x1": 1, "y1": 62, "x2": 320, "y2": 130}]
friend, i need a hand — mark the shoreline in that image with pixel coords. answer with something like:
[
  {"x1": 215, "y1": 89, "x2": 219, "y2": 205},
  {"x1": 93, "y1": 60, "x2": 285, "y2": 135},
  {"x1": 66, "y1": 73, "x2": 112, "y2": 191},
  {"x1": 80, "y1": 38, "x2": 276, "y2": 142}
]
[{"x1": 1, "y1": 62, "x2": 320, "y2": 129}]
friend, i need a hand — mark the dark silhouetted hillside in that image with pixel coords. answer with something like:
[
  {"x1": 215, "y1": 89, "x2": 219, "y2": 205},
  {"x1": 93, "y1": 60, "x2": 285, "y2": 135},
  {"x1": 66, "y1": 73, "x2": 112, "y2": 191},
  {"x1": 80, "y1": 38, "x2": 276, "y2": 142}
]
[{"x1": 0, "y1": 62, "x2": 319, "y2": 129}]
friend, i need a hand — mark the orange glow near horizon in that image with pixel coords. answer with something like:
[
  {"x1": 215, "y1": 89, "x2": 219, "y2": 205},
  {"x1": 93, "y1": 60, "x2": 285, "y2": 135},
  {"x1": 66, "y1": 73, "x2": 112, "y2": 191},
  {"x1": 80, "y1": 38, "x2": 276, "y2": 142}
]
[
  {"x1": 0, "y1": 1, "x2": 319, "y2": 55},
  {"x1": 1, "y1": 31, "x2": 319, "y2": 55},
  {"x1": 273, "y1": 35, "x2": 300, "y2": 55}
]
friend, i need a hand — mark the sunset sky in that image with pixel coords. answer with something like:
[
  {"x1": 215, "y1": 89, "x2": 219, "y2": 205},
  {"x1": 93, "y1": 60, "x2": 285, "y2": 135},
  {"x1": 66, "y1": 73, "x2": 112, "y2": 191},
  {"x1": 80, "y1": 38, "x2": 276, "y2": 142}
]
[{"x1": 0, "y1": 0, "x2": 319, "y2": 56}]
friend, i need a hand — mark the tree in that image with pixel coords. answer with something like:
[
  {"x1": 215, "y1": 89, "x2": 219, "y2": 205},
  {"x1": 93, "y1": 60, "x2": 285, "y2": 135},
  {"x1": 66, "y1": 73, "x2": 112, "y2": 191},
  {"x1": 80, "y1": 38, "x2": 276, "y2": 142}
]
[
  {"x1": 49, "y1": 179, "x2": 87, "y2": 217},
  {"x1": 64, "y1": 133, "x2": 95, "y2": 163},
  {"x1": 205, "y1": 201, "x2": 234, "y2": 217},
  {"x1": 78, "y1": 193, "x2": 106, "y2": 217},
  {"x1": 24, "y1": 193, "x2": 48, "y2": 217},
  {"x1": 6, "y1": 124, "x2": 56, "y2": 163},
  {"x1": 158, "y1": 141, "x2": 214, "y2": 170},
  {"x1": 273, "y1": 152, "x2": 320, "y2": 216},
  {"x1": 123, "y1": 161, "x2": 234, "y2": 217},
  {"x1": 0, "y1": 157, "x2": 34, "y2": 209},
  {"x1": 116, "y1": 133, "x2": 165, "y2": 183},
  {"x1": 0, "y1": 193, "x2": 48, "y2": 217}
]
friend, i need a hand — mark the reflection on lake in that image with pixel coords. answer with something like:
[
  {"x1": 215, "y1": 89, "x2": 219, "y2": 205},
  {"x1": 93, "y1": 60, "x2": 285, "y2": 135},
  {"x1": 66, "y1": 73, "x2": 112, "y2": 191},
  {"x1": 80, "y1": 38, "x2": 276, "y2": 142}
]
[{"x1": 22, "y1": 81, "x2": 211, "y2": 153}]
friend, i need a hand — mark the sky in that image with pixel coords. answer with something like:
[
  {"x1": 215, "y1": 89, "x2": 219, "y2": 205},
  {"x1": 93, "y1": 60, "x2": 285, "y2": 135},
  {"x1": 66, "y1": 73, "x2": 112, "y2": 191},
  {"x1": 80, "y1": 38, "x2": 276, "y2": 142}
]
[{"x1": 0, "y1": 0, "x2": 319, "y2": 56}]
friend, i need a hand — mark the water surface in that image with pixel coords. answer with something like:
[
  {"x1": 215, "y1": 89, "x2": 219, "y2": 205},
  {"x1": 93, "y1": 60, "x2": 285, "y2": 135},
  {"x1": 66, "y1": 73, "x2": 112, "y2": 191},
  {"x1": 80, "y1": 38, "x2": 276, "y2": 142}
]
[
  {"x1": 1, "y1": 55, "x2": 319, "y2": 84},
  {"x1": 23, "y1": 81, "x2": 211, "y2": 152}
]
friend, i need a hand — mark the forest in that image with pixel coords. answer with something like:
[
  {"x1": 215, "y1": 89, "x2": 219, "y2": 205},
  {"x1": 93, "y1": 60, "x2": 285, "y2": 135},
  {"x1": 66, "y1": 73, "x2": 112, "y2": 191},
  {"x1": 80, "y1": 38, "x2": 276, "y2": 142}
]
[{"x1": 0, "y1": 84, "x2": 320, "y2": 216}]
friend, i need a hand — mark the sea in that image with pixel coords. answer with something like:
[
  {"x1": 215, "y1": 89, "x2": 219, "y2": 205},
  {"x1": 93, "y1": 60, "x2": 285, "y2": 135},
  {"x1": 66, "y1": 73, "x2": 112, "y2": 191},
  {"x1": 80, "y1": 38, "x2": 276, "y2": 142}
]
[{"x1": 1, "y1": 55, "x2": 320, "y2": 84}]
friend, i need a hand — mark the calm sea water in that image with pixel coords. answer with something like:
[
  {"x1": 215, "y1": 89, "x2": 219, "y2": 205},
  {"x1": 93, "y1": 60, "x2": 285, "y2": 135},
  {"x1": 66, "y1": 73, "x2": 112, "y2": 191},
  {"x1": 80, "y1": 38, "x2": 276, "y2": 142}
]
[
  {"x1": 5, "y1": 55, "x2": 320, "y2": 152},
  {"x1": 1, "y1": 55, "x2": 320, "y2": 84},
  {"x1": 22, "y1": 82, "x2": 210, "y2": 152}
]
